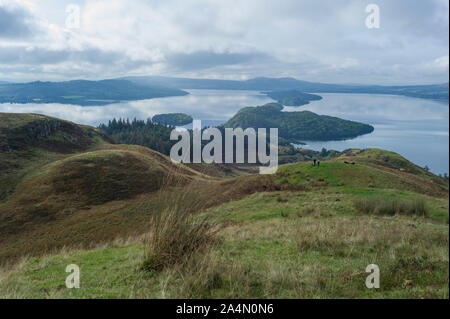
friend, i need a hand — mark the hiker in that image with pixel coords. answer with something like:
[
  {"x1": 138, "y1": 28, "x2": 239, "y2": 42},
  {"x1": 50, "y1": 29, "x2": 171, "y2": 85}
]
[
  {"x1": 313, "y1": 159, "x2": 316, "y2": 166},
  {"x1": 317, "y1": 160, "x2": 320, "y2": 167}
]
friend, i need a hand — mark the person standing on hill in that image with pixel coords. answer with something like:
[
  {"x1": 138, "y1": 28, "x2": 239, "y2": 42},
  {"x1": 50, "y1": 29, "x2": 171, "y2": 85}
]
[
  {"x1": 313, "y1": 159, "x2": 317, "y2": 166},
  {"x1": 317, "y1": 160, "x2": 320, "y2": 167}
]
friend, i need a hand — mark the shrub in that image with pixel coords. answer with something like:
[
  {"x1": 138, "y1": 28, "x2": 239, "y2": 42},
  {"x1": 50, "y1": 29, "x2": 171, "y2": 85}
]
[
  {"x1": 353, "y1": 197, "x2": 429, "y2": 217},
  {"x1": 280, "y1": 210, "x2": 289, "y2": 218},
  {"x1": 142, "y1": 209, "x2": 217, "y2": 271},
  {"x1": 302, "y1": 206, "x2": 317, "y2": 216},
  {"x1": 141, "y1": 179, "x2": 219, "y2": 271}
]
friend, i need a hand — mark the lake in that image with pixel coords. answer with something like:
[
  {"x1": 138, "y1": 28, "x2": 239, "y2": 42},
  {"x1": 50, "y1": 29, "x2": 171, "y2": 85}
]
[
  {"x1": 285, "y1": 93, "x2": 449, "y2": 175},
  {"x1": 0, "y1": 90, "x2": 448, "y2": 174}
]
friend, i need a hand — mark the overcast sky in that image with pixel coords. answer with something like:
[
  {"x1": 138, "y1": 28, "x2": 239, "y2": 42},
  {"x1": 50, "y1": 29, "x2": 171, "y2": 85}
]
[{"x1": 0, "y1": 0, "x2": 448, "y2": 84}]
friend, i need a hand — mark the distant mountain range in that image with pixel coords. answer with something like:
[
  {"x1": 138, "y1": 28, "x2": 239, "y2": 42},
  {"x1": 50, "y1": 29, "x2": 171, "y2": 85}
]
[
  {"x1": 123, "y1": 76, "x2": 449, "y2": 102},
  {"x1": 0, "y1": 79, "x2": 187, "y2": 106},
  {"x1": 0, "y1": 77, "x2": 447, "y2": 106}
]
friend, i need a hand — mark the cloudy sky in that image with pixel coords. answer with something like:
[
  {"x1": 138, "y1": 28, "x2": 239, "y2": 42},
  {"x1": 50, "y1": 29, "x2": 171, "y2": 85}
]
[{"x1": 0, "y1": 0, "x2": 448, "y2": 84}]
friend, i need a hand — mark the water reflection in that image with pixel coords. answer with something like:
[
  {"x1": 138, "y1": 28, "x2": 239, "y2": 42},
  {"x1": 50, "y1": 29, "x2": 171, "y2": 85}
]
[{"x1": 0, "y1": 89, "x2": 273, "y2": 126}]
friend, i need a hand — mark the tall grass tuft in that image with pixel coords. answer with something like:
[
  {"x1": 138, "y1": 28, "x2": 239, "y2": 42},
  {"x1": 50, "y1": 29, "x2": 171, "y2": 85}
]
[
  {"x1": 141, "y1": 175, "x2": 220, "y2": 272},
  {"x1": 353, "y1": 197, "x2": 429, "y2": 217}
]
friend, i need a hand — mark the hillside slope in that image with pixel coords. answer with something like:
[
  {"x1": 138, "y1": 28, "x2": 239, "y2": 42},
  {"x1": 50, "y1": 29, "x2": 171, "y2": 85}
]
[
  {"x1": 0, "y1": 113, "x2": 113, "y2": 202},
  {"x1": 274, "y1": 148, "x2": 449, "y2": 198},
  {"x1": 0, "y1": 113, "x2": 203, "y2": 262},
  {"x1": 1, "y1": 148, "x2": 447, "y2": 298}
]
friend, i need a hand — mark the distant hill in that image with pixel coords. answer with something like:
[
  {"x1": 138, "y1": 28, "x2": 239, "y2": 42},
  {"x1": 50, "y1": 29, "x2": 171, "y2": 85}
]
[
  {"x1": 123, "y1": 76, "x2": 449, "y2": 102},
  {"x1": 264, "y1": 90, "x2": 322, "y2": 106},
  {"x1": 222, "y1": 103, "x2": 374, "y2": 142},
  {"x1": 0, "y1": 79, "x2": 188, "y2": 106},
  {"x1": 152, "y1": 113, "x2": 193, "y2": 126}
]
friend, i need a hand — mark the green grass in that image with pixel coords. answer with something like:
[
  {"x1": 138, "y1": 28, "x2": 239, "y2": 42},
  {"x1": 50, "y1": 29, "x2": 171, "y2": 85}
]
[
  {"x1": 277, "y1": 161, "x2": 409, "y2": 189},
  {"x1": 1, "y1": 181, "x2": 448, "y2": 298},
  {"x1": 208, "y1": 188, "x2": 448, "y2": 223},
  {"x1": 1, "y1": 212, "x2": 447, "y2": 298},
  {"x1": 0, "y1": 244, "x2": 158, "y2": 298}
]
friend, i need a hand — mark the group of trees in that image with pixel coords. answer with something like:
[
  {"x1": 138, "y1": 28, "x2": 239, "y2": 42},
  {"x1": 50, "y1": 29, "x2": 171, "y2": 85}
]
[
  {"x1": 98, "y1": 118, "x2": 175, "y2": 155},
  {"x1": 98, "y1": 117, "x2": 344, "y2": 165}
]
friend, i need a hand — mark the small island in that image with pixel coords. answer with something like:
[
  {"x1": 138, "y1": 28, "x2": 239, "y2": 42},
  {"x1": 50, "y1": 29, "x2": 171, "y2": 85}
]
[
  {"x1": 223, "y1": 103, "x2": 374, "y2": 142},
  {"x1": 152, "y1": 113, "x2": 193, "y2": 126},
  {"x1": 264, "y1": 90, "x2": 322, "y2": 106}
]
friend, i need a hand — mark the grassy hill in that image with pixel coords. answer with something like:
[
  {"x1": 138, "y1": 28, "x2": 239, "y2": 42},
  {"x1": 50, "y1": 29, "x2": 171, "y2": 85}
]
[
  {"x1": 0, "y1": 114, "x2": 448, "y2": 298},
  {"x1": 0, "y1": 113, "x2": 205, "y2": 262},
  {"x1": 0, "y1": 113, "x2": 113, "y2": 202},
  {"x1": 223, "y1": 103, "x2": 374, "y2": 142}
]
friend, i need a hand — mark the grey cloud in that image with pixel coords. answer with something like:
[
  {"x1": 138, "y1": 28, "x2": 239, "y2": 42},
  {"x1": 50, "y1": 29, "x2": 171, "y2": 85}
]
[
  {"x1": 0, "y1": 45, "x2": 133, "y2": 66},
  {"x1": 0, "y1": 0, "x2": 448, "y2": 84},
  {"x1": 0, "y1": 3, "x2": 36, "y2": 39},
  {"x1": 166, "y1": 51, "x2": 273, "y2": 71},
  {"x1": 0, "y1": 45, "x2": 155, "y2": 81}
]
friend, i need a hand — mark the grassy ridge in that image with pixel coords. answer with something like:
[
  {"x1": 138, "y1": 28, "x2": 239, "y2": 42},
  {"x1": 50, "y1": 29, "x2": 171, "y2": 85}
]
[{"x1": 0, "y1": 113, "x2": 112, "y2": 202}]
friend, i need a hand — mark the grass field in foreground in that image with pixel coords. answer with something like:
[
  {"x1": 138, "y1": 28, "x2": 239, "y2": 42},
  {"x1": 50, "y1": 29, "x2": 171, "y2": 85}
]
[{"x1": 1, "y1": 189, "x2": 448, "y2": 299}]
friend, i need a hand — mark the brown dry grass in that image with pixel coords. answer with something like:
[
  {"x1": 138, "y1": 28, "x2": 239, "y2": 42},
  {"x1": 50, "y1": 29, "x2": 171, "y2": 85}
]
[{"x1": 354, "y1": 197, "x2": 429, "y2": 217}]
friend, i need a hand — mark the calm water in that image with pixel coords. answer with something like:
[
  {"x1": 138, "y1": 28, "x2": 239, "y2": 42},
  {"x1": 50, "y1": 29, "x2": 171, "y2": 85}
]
[
  {"x1": 1, "y1": 90, "x2": 448, "y2": 174},
  {"x1": 0, "y1": 89, "x2": 272, "y2": 127},
  {"x1": 286, "y1": 93, "x2": 449, "y2": 175}
]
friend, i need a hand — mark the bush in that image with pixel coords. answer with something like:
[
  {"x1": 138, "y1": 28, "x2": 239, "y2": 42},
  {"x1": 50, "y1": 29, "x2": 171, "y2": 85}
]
[
  {"x1": 141, "y1": 180, "x2": 219, "y2": 271},
  {"x1": 353, "y1": 197, "x2": 428, "y2": 217},
  {"x1": 142, "y1": 209, "x2": 217, "y2": 271}
]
